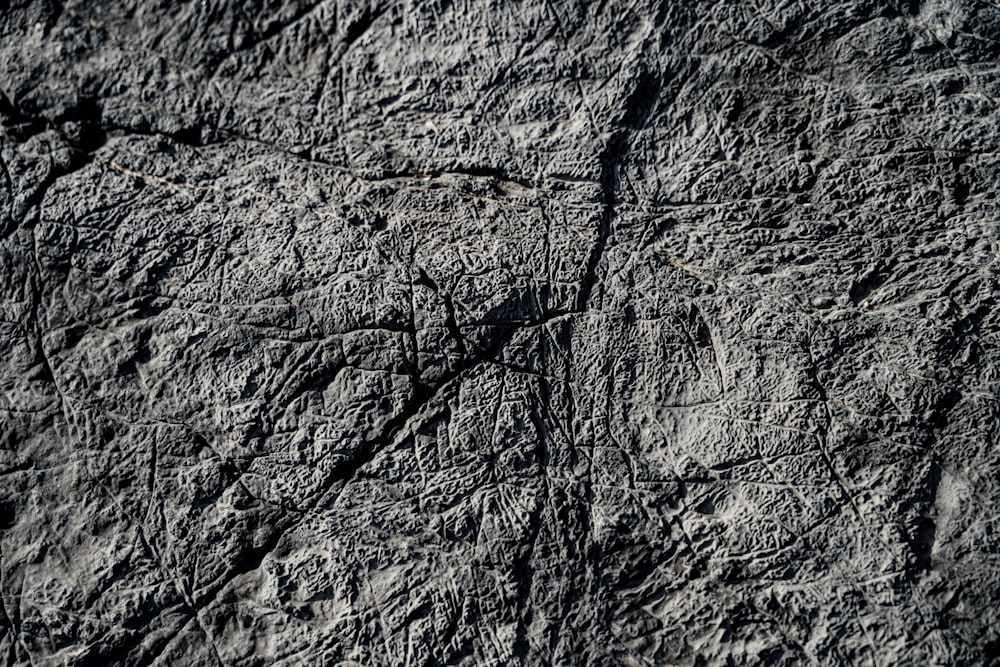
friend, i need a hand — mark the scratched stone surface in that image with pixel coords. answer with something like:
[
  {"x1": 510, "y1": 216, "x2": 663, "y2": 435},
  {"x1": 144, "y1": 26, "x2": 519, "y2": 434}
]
[{"x1": 2, "y1": 0, "x2": 1000, "y2": 665}]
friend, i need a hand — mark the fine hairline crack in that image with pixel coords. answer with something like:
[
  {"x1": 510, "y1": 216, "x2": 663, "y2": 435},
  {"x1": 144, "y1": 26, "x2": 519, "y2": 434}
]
[
  {"x1": 15, "y1": 81, "x2": 637, "y2": 665},
  {"x1": 88, "y1": 303, "x2": 548, "y2": 662}
]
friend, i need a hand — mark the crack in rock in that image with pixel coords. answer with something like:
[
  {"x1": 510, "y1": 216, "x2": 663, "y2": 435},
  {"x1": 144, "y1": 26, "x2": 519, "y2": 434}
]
[{"x1": 3, "y1": 1, "x2": 1000, "y2": 665}]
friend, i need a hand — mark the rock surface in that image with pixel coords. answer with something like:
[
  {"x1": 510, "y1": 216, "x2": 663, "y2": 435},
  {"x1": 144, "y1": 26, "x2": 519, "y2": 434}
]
[{"x1": 2, "y1": 0, "x2": 1000, "y2": 665}]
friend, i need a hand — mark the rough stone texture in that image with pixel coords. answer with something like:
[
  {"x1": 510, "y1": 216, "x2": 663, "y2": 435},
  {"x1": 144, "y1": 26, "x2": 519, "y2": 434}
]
[{"x1": 2, "y1": 0, "x2": 1000, "y2": 665}]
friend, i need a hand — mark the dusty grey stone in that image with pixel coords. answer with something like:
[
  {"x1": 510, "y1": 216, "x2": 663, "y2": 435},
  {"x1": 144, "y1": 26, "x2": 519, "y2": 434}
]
[{"x1": 2, "y1": 0, "x2": 1000, "y2": 665}]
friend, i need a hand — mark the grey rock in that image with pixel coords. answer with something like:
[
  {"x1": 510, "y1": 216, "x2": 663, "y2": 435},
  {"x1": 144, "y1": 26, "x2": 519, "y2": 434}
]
[{"x1": 1, "y1": 0, "x2": 999, "y2": 665}]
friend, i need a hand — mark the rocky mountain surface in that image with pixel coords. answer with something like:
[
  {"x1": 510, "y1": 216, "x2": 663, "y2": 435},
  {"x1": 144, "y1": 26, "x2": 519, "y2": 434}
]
[{"x1": 2, "y1": 0, "x2": 1000, "y2": 664}]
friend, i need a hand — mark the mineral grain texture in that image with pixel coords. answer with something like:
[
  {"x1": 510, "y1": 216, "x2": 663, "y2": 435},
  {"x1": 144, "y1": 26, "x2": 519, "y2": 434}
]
[{"x1": 1, "y1": 0, "x2": 1000, "y2": 665}]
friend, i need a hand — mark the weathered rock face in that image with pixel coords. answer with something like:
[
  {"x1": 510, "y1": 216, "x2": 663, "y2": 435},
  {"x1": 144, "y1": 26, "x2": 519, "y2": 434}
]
[{"x1": 2, "y1": 0, "x2": 1000, "y2": 664}]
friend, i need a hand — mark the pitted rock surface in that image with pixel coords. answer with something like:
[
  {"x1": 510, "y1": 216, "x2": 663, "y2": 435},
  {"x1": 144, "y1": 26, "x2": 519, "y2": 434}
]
[{"x1": 2, "y1": 1, "x2": 1000, "y2": 665}]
